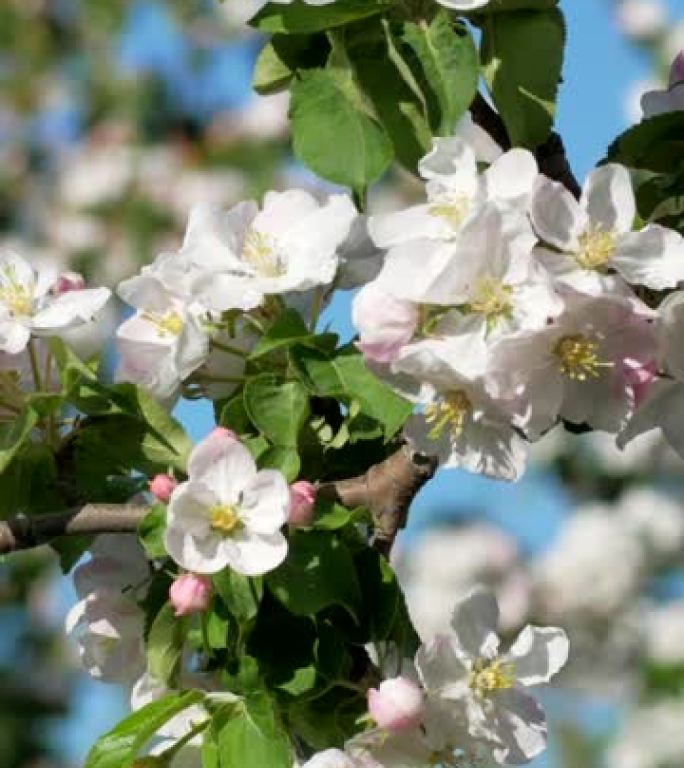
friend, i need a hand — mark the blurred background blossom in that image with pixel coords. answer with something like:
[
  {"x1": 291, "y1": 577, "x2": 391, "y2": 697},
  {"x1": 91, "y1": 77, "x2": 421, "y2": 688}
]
[{"x1": 1, "y1": 1, "x2": 684, "y2": 767}]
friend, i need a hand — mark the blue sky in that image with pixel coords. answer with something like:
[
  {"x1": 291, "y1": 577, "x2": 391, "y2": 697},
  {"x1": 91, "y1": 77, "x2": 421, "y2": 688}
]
[{"x1": 54, "y1": 0, "x2": 684, "y2": 763}]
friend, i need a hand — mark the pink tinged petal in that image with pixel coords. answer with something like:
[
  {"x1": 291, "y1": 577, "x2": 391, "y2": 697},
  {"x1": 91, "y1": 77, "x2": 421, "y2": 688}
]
[
  {"x1": 367, "y1": 677, "x2": 425, "y2": 733},
  {"x1": 415, "y1": 635, "x2": 468, "y2": 692},
  {"x1": 450, "y1": 587, "x2": 500, "y2": 661},
  {"x1": 0, "y1": 320, "x2": 30, "y2": 354},
  {"x1": 484, "y1": 149, "x2": 538, "y2": 206},
  {"x1": 229, "y1": 529, "x2": 288, "y2": 576},
  {"x1": 239, "y1": 469, "x2": 290, "y2": 534},
  {"x1": 618, "y1": 378, "x2": 684, "y2": 458},
  {"x1": 621, "y1": 357, "x2": 657, "y2": 408},
  {"x1": 187, "y1": 433, "x2": 255, "y2": 499},
  {"x1": 489, "y1": 688, "x2": 547, "y2": 765},
  {"x1": 530, "y1": 177, "x2": 584, "y2": 252},
  {"x1": 149, "y1": 473, "x2": 178, "y2": 502},
  {"x1": 612, "y1": 224, "x2": 684, "y2": 289},
  {"x1": 169, "y1": 573, "x2": 212, "y2": 617},
  {"x1": 352, "y1": 283, "x2": 418, "y2": 364},
  {"x1": 53, "y1": 272, "x2": 86, "y2": 295},
  {"x1": 288, "y1": 480, "x2": 317, "y2": 527},
  {"x1": 671, "y1": 50, "x2": 684, "y2": 87},
  {"x1": 507, "y1": 625, "x2": 569, "y2": 686},
  {"x1": 581, "y1": 164, "x2": 635, "y2": 234}
]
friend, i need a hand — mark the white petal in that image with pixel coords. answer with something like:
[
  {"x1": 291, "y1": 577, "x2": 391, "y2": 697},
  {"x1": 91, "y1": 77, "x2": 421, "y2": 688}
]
[
  {"x1": 612, "y1": 224, "x2": 684, "y2": 289},
  {"x1": 581, "y1": 164, "x2": 635, "y2": 234},
  {"x1": 530, "y1": 177, "x2": 584, "y2": 252},
  {"x1": 485, "y1": 149, "x2": 538, "y2": 206},
  {"x1": 415, "y1": 635, "x2": 468, "y2": 692},
  {"x1": 229, "y1": 530, "x2": 288, "y2": 576},
  {"x1": 0, "y1": 251, "x2": 35, "y2": 291},
  {"x1": 255, "y1": 189, "x2": 320, "y2": 239},
  {"x1": 450, "y1": 587, "x2": 500, "y2": 661},
  {"x1": 117, "y1": 272, "x2": 175, "y2": 311},
  {"x1": 508, "y1": 625, "x2": 569, "y2": 686},
  {"x1": 368, "y1": 205, "x2": 453, "y2": 249},
  {"x1": 618, "y1": 379, "x2": 684, "y2": 458},
  {"x1": 489, "y1": 688, "x2": 547, "y2": 765},
  {"x1": 419, "y1": 137, "x2": 479, "y2": 189},
  {"x1": 189, "y1": 272, "x2": 263, "y2": 313},
  {"x1": 449, "y1": 418, "x2": 528, "y2": 482},
  {"x1": 187, "y1": 434, "x2": 256, "y2": 501},
  {"x1": 166, "y1": 481, "x2": 216, "y2": 536},
  {"x1": 163, "y1": 525, "x2": 229, "y2": 574},
  {"x1": 32, "y1": 288, "x2": 111, "y2": 330},
  {"x1": 0, "y1": 319, "x2": 30, "y2": 354},
  {"x1": 454, "y1": 112, "x2": 503, "y2": 164},
  {"x1": 240, "y1": 469, "x2": 290, "y2": 534}
]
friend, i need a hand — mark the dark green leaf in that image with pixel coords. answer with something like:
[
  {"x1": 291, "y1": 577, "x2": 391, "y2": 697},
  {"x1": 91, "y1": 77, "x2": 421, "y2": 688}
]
[
  {"x1": 606, "y1": 112, "x2": 684, "y2": 175},
  {"x1": 0, "y1": 406, "x2": 38, "y2": 474},
  {"x1": 213, "y1": 570, "x2": 263, "y2": 624},
  {"x1": 147, "y1": 602, "x2": 183, "y2": 685},
  {"x1": 243, "y1": 375, "x2": 310, "y2": 447},
  {"x1": 138, "y1": 503, "x2": 167, "y2": 560},
  {"x1": 253, "y1": 35, "x2": 329, "y2": 95},
  {"x1": 259, "y1": 445, "x2": 301, "y2": 482},
  {"x1": 249, "y1": 309, "x2": 311, "y2": 359},
  {"x1": 251, "y1": 0, "x2": 389, "y2": 34}
]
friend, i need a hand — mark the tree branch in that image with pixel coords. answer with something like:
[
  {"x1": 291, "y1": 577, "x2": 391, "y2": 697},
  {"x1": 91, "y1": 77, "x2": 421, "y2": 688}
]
[
  {"x1": 470, "y1": 93, "x2": 581, "y2": 199},
  {"x1": 0, "y1": 447, "x2": 437, "y2": 557}
]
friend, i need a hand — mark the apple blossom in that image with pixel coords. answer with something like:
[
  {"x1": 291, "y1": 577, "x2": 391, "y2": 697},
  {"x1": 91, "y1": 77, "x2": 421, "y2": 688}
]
[
  {"x1": 531, "y1": 164, "x2": 684, "y2": 293},
  {"x1": 288, "y1": 480, "x2": 317, "y2": 527},
  {"x1": 164, "y1": 429, "x2": 289, "y2": 575},
  {"x1": 435, "y1": 0, "x2": 490, "y2": 9},
  {"x1": 171, "y1": 191, "x2": 356, "y2": 312},
  {"x1": 606, "y1": 702, "x2": 684, "y2": 768},
  {"x1": 616, "y1": 0, "x2": 667, "y2": 40},
  {"x1": 149, "y1": 473, "x2": 178, "y2": 502},
  {"x1": 367, "y1": 677, "x2": 425, "y2": 733},
  {"x1": 52, "y1": 271, "x2": 86, "y2": 294},
  {"x1": 415, "y1": 588, "x2": 568, "y2": 765},
  {"x1": 369, "y1": 139, "x2": 537, "y2": 251},
  {"x1": 641, "y1": 78, "x2": 684, "y2": 117},
  {"x1": 301, "y1": 750, "x2": 359, "y2": 768},
  {"x1": 0, "y1": 250, "x2": 110, "y2": 354},
  {"x1": 169, "y1": 573, "x2": 212, "y2": 617}
]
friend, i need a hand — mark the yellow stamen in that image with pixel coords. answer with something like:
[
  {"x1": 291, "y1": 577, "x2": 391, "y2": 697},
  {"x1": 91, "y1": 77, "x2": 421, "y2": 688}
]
[
  {"x1": 142, "y1": 310, "x2": 184, "y2": 338},
  {"x1": 424, "y1": 390, "x2": 472, "y2": 440},
  {"x1": 0, "y1": 266, "x2": 34, "y2": 317},
  {"x1": 575, "y1": 227, "x2": 616, "y2": 270},
  {"x1": 209, "y1": 504, "x2": 242, "y2": 536},
  {"x1": 468, "y1": 658, "x2": 515, "y2": 697},
  {"x1": 428, "y1": 194, "x2": 470, "y2": 232},
  {"x1": 241, "y1": 229, "x2": 285, "y2": 278},
  {"x1": 554, "y1": 334, "x2": 613, "y2": 381},
  {"x1": 469, "y1": 276, "x2": 514, "y2": 325}
]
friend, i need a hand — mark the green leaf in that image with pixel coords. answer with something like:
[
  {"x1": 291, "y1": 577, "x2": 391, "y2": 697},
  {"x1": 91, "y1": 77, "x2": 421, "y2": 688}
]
[
  {"x1": 0, "y1": 442, "x2": 61, "y2": 520},
  {"x1": 312, "y1": 497, "x2": 354, "y2": 530},
  {"x1": 251, "y1": 0, "x2": 389, "y2": 34},
  {"x1": 475, "y1": 0, "x2": 559, "y2": 11},
  {"x1": 243, "y1": 375, "x2": 310, "y2": 448},
  {"x1": 213, "y1": 570, "x2": 263, "y2": 624},
  {"x1": 249, "y1": 309, "x2": 311, "y2": 359},
  {"x1": 403, "y1": 12, "x2": 479, "y2": 135},
  {"x1": 219, "y1": 396, "x2": 255, "y2": 436},
  {"x1": 267, "y1": 530, "x2": 361, "y2": 620},
  {"x1": 290, "y1": 344, "x2": 411, "y2": 440},
  {"x1": 253, "y1": 35, "x2": 329, "y2": 95},
  {"x1": 481, "y1": 9, "x2": 565, "y2": 148},
  {"x1": 138, "y1": 503, "x2": 167, "y2": 560},
  {"x1": 259, "y1": 445, "x2": 301, "y2": 483},
  {"x1": 606, "y1": 112, "x2": 684, "y2": 175},
  {"x1": 147, "y1": 602, "x2": 183, "y2": 685},
  {"x1": 0, "y1": 406, "x2": 38, "y2": 474},
  {"x1": 290, "y1": 68, "x2": 393, "y2": 194},
  {"x1": 84, "y1": 690, "x2": 203, "y2": 768}
]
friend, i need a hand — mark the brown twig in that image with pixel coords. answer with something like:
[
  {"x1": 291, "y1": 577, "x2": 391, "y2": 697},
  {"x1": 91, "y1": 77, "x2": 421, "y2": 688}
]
[{"x1": 0, "y1": 448, "x2": 437, "y2": 557}]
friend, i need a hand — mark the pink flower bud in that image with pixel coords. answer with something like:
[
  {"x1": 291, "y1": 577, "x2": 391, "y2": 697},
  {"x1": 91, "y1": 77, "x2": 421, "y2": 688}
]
[
  {"x1": 670, "y1": 51, "x2": 684, "y2": 87},
  {"x1": 288, "y1": 480, "x2": 317, "y2": 527},
  {"x1": 367, "y1": 677, "x2": 425, "y2": 733},
  {"x1": 352, "y1": 283, "x2": 418, "y2": 365},
  {"x1": 622, "y1": 357, "x2": 657, "y2": 408},
  {"x1": 53, "y1": 271, "x2": 86, "y2": 295},
  {"x1": 169, "y1": 573, "x2": 212, "y2": 617},
  {"x1": 210, "y1": 426, "x2": 238, "y2": 441},
  {"x1": 149, "y1": 474, "x2": 178, "y2": 502}
]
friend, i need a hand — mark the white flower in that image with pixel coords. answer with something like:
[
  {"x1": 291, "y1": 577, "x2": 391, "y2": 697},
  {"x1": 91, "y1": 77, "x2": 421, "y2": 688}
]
[
  {"x1": 644, "y1": 600, "x2": 684, "y2": 665},
  {"x1": 66, "y1": 591, "x2": 145, "y2": 683},
  {"x1": 369, "y1": 140, "x2": 537, "y2": 251},
  {"x1": 487, "y1": 293, "x2": 656, "y2": 438},
  {"x1": 164, "y1": 430, "x2": 289, "y2": 575},
  {"x1": 0, "y1": 251, "x2": 110, "y2": 354},
  {"x1": 116, "y1": 276, "x2": 209, "y2": 404},
  {"x1": 301, "y1": 750, "x2": 359, "y2": 768},
  {"x1": 531, "y1": 164, "x2": 684, "y2": 293},
  {"x1": 618, "y1": 487, "x2": 684, "y2": 561},
  {"x1": 616, "y1": 0, "x2": 667, "y2": 40},
  {"x1": 174, "y1": 191, "x2": 357, "y2": 312},
  {"x1": 434, "y1": 0, "x2": 490, "y2": 11},
  {"x1": 415, "y1": 588, "x2": 568, "y2": 765},
  {"x1": 641, "y1": 81, "x2": 684, "y2": 117},
  {"x1": 73, "y1": 534, "x2": 150, "y2": 599}
]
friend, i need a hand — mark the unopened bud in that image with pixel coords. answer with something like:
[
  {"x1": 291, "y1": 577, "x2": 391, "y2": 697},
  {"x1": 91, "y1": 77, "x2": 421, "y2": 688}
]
[
  {"x1": 670, "y1": 51, "x2": 684, "y2": 87},
  {"x1": 169, "y1": 573, "x2": 212, "y2": 617},
  {"x1": 288, "y1": 480, "x2": 317, "y2": 527},
  {"x1": 149, "y1": 474, "x2": 178, "y2": 502},
  {"x1": 53, "y1": 271, "x2": 86, "y2": 295},
  {"x1": 367, "y1": 676, "x2": 425, "y2": 733}
]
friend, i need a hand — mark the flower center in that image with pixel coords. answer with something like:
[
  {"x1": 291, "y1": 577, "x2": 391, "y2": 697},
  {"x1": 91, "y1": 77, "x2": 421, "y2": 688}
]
[
  {"x1": 469, "y1": 276, "x2": 513, "y2": 325},
  {"x1": 0, "y1": 267, "x2": 34, "y2": 317},
  {"x1": 424, "y1": 390, "x2": 472, "y2": 440},
  {"x1": 241, "y1": 229, "x2": 286, "y2": 278},
  {"x1": 575, "y1": 227, "x2": 616, "y2": 270},
  {"x1": 142, "y1": 310, "x2": 184, "y2": 338},
  {"x1": 468, "y1": 658, "x2": 515, "y2": 697},
  {"x1": 554, "y1": 334, "x2": 612, "y2": 381},
  {"x1": 428, "y1": 193, "x2": 470, "y2": 232},
  {"x1": 209, "y1": 504, "x2": 243, "y2": 536}
]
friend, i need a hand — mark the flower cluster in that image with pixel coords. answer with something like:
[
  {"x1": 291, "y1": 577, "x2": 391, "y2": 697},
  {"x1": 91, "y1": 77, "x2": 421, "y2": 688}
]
[
  {"x1": 352, "y1": 136, "x2": 684, "y2": 480},
  {"x1": 302, "y1": 588, "x2": 568, "y2": 767}
]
